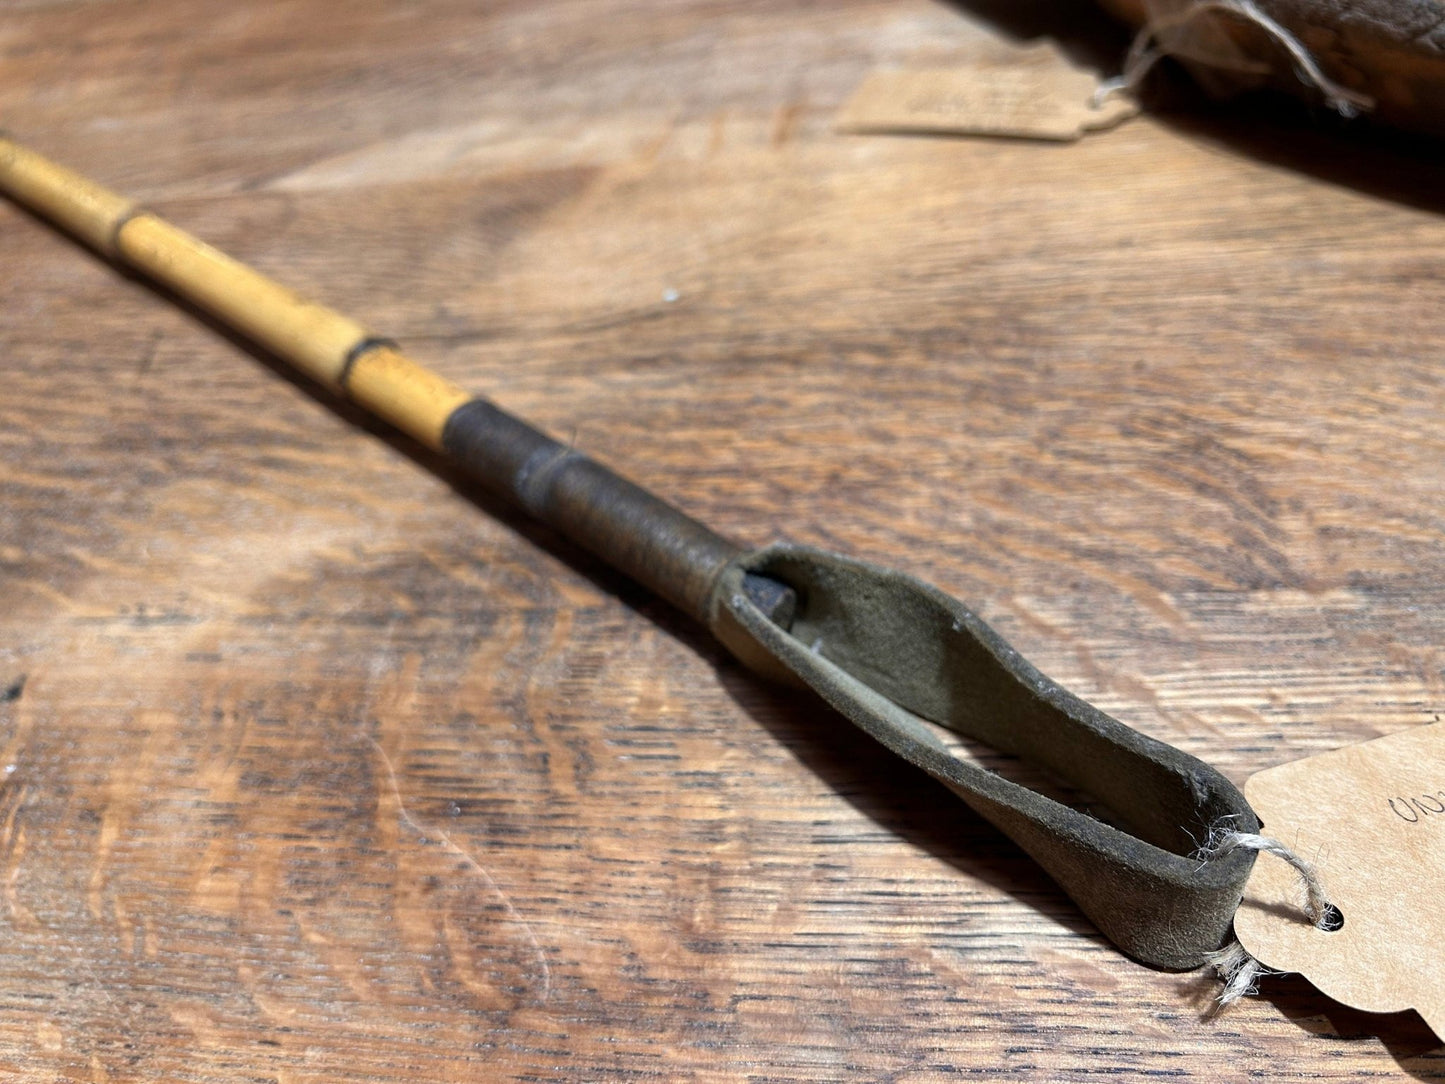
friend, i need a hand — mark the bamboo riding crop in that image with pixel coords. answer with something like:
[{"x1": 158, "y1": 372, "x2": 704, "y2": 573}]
[{"x1": 0, "y1": 134, "x2": 1260, "y2": 972}]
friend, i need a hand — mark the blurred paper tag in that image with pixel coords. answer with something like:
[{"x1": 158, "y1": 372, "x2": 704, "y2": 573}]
[
  {"x1": 1234, "y1": 724, "x2": 1445, "y2": 1041},
  {"x1": 836, "y1": 41, "x2": 1136, "y2": 142}
]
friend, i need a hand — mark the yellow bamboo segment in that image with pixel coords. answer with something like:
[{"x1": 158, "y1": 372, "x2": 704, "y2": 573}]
[
  {"x1": 0, "y1": 136, "x2": 133, "y2": 255},
  {"x1": 343, "y1": 346, "x2": 472, "y2": 450},
  {"x1": 115, "y1": 214, "x2": 369, "y2": 389},
  {"x1": 0, "y1": 137, "x2": 467, "y2": 451}
]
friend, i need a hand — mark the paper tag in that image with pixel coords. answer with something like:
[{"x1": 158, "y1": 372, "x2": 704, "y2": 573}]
[
  {"x1": 836, "y1": 42, "x2": 1137, "y2": 143},
  {"x1": 1233, "y1": 724, "x2": 1445, "y2": 1040}
]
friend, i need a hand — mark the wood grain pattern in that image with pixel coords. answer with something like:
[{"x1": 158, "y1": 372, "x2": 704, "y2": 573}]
[{"x1": 3, "y1": 0, "x2": 1445, "y2": 1079}]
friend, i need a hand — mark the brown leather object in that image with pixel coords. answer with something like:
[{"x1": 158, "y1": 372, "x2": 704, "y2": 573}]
[
  {"x1": 1098, "y1": 0, "x2": 1445, "y2": 134},
  {"x1": 708, "y1": 543, "x2": 1260, "y2": 971}
]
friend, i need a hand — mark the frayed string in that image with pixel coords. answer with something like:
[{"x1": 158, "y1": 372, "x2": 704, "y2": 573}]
[
  {"x1": 1094, "y1": 0, "x2": 1374, "y2": 118},
  {"x1": 1202, "y1": 939, "x2": 1268, "y2": 1005},
  {"x1": 1195, "y1": 824, "x2": 1335, "y2": 1010}
]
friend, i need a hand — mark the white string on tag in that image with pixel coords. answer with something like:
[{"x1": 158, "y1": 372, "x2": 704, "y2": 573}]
[
  {"x1": 1196, "y1": 826, "x2": 1336, "y2": 1008},
  {"x1": 1093, "y1": 0, "x2": 1374, "y2": 119}
]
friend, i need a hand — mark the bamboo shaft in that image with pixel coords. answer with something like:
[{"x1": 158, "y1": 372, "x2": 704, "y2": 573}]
[
  {"x1": 0, "y1": 134, "x2": 469, "y2": 448},
  {"x1": 345, "y1": 345, "x2": 473, "y2": 450},
  {"x1": 0, "y1": 135, "x2": 755, "y2": 621},
  {"x1": 0, "y1": 136, "x2": 133, "y2": 254},
  {"x1": 116, "y1": 213, "x2": 372, "y2": 393}
]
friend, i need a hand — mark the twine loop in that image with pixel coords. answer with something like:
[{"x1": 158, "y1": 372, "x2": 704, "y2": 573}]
[
  {"x1": 1094, "y1": 0, "x2": 1375, "y2": 118},
  {"x1": 1195, "y1": 825, "x2": 1336, "y2": 1008}
]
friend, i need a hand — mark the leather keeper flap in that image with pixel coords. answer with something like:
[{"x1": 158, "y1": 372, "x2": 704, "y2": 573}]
[{"x1": 707, "y1": 542, "x2": 1258, "y2": 970}]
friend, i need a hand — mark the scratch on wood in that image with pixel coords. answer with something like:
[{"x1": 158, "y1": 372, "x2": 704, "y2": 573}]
[{"x1": 363, "y1": 735, "x2": 553, "y2": 1003}]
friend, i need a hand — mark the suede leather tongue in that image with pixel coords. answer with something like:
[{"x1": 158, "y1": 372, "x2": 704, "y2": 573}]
[{"x1": 709, "y1": 543, "x2": 1258, "y2": 971}]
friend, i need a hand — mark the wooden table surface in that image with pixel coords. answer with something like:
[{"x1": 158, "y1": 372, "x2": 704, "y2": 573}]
[{"x1": 4, "y1": 1, "x2": 1445, "y2": 1080}]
